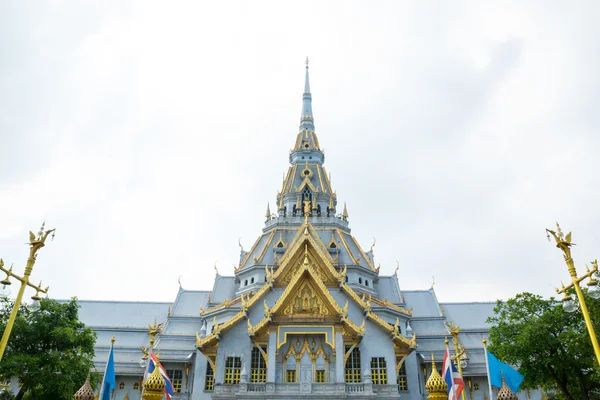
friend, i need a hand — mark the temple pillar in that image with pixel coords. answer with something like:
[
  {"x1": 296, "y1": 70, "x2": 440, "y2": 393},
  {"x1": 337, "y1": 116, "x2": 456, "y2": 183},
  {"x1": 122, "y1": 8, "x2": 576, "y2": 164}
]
[
  {"x1": 267, "y1": 329, "x2": 277, "y2": 382},
  {"x1": 335, "y1": 329, "x2": 344, "y2": 382}
]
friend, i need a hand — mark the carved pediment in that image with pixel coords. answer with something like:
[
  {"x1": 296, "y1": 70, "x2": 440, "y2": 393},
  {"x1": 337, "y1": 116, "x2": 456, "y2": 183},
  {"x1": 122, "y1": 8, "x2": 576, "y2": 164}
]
[
  {"x1": 278, "y1": 245, "x2": 336, "y2": 286},
  {"x1": 280, "y1": 279, "x2": 337, "y2": 317}
]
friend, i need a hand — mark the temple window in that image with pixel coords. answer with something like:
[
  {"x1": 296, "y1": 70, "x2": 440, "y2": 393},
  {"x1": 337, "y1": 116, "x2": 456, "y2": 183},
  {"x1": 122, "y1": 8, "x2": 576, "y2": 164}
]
[
  {"x1": 119, "y1": 382, "x2": 124, "y2": 389},
  {"x1": 133, "y1": 382, "x2": 139, "y2": 390},
  {"x1": 371, "y1": 357, "x2": 387, "y2": 385},
  {"x1": 345, "y1": 346, "x2": 361, "y2": 383},
  {"x1": 244, "y1": 279, "x2": 248, "y2": 286},
  {"x1": 166, "y1": 369, "x2": 183, "y2": 392},
  {"x1": 398, "y1": 363, "x2": 408, "y2": 391},
  {"x1": 251, "y1": 277, "x2": 255, "y2": 284},
  {"x1": 205, "y1": 361, "x2": 214, "y2": 391},
  {"x1": 302, "y1": 187, "x2": 312, "y2": 202},
  {"x1": 250, "y1": 346, "x2": 267, "y2": 383},
  {"x1": 365, "y1": 279, "x2": 369, "y2": 287},
  {"x1": 224, "y1": 356, "x2": 242, "y2": 384},
  {"x1": 286, "y1": 370, "x2": 296, "y2": 383},
  {"x1": 315, "y1": 369, "x2": 326, "y2": 383},
  {"x1": 358, "y1": 278, "x2": 362, "y2": 284},
  {"x1": 329, "y1": 242, "x2": 336, "y2": 249},
  {"x1": 345, "y1": 275, "x2": 348, "y2": 283}
]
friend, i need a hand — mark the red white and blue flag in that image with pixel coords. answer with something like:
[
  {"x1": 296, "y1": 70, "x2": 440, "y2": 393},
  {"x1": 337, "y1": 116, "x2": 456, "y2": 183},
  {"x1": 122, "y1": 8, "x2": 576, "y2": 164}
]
[
  {"x1": 442, "y1": 348, "x2": 464, "y2": 400},
  {"x1": 144, "y1": 352, "x2": 175, "y2": 400}
]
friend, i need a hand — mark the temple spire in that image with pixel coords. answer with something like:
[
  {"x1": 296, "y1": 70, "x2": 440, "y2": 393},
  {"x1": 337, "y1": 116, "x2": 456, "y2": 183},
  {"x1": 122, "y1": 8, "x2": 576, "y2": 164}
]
[
  {"x1": 300, "y1": 57, "x2": 314, "y2": 131},
  {"x1": 304, "y1": 57, "x2": 311, "y2": 93}
]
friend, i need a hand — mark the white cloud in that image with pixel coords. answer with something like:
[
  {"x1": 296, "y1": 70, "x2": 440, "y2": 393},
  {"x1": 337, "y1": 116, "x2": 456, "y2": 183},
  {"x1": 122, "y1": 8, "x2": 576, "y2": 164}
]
[{"x1": 1, "y1": 0, "x2": 599, "y2": 304}]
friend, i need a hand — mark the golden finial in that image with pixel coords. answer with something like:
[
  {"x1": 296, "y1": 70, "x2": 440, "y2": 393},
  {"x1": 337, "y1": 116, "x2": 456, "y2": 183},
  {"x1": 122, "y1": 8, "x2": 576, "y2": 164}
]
[
  {"x1": 265, "y1": 265, "x2": 273, "y2": 284},
  {"x1": 143, "y1": 352, "x2": 166, "y2": 400},
  {"x1": 395, "y1": 261, "x2": 399, "y2": 275},
  {"x1": 342, "y1": 202, "x2": 348, "y2": 221},
  {"x1": 111, "y1": 336, "x2": 116, "y2": 345},
  {"x1": 214, "y1": 261, "x2": 219, "y2": 277},
  {"x1": 546, "y1": 222, "x2": 574, "y2": 262},
  {"x1": 446, "y1": 321, "x2": 460, "y2": 335},
  {"x1": 265, "y1": 203, "x2": 271, "y2": 219},
  {"x1": 238, "y1": 238, "x2": 244, "y2": 253},
  {"x1": 370, "y1": 237, "x2": 376, "y2": 253},
  {"x1": 73, "y1": 372, "x2": 94, "y2": 400},
  {"x1": 497, "y1": 374, "x2": 518, "y2": 400},
  {"x1": 148, "y1": 319, "x2": 162, "y2": 348},
  {"x1": 425, "y1": 352, "x2": 448, "y2": 398}
]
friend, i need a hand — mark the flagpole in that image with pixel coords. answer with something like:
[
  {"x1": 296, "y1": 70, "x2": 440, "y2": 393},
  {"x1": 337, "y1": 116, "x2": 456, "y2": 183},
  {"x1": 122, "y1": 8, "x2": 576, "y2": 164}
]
[
  {"x1": 444, "y1": 339, "x2": 457, "y2": 400},
  {"x1": 99, "y1": 337, "x2": 115, "y2": 400},
  {"x1": 483, "y1": 338, "x2": 493, "y2": 400}
]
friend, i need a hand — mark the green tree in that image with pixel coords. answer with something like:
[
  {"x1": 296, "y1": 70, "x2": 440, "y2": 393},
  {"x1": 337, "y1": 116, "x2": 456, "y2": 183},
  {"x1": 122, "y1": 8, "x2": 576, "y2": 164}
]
[
  {"x1": 0, "y1": 297, "x2": 97, "y2": 400},
  {"x1": 487, "y1": 292, "x2": 600, "y2": 400}
]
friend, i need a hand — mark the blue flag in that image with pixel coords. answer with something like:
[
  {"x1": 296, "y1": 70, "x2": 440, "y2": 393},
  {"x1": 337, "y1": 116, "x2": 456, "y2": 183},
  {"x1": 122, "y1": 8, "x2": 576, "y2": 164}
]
[
  {"x1": 101, "y1": 343, "x2": 116, "y2": 400},
  {"x1": 487, "y1": 350, "x2": 524, "y2": 393}
]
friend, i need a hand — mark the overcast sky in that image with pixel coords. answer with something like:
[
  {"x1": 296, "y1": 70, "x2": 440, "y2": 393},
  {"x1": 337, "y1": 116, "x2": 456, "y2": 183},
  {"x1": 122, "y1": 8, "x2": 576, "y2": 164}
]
[{"x1": 1, "y1": 1, "x2": 599, "y2": 306}]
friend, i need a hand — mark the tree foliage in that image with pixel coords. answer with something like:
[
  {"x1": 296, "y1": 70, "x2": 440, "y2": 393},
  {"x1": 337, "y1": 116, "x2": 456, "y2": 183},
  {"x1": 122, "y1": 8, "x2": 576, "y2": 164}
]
[
  {"x1": 487, "y1": 291, "x2": 600, "y2": 400},
  {"x1": 0, "y1": 297, "x2": 97, "y2": 400}
]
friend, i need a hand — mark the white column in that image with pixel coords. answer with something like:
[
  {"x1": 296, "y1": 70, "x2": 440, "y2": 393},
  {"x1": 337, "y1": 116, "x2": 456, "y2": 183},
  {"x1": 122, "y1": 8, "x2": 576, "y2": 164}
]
[
  {"x1": 190, "y1": 349, "x2": 207, "y2": 395},
  {"x1": 335, "y1": 330, "x2": 344, "y2": 382},
  {"x1": 267, "y1": 329, "x2": 277, "y2": 382}
]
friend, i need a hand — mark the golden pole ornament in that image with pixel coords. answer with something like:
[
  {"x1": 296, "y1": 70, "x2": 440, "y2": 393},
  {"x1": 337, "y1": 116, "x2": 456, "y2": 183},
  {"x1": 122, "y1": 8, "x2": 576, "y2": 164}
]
[
  {"x1": 546, "y1": 223, "x2": 600, "y2": 366},
  {"x1": 0, "y1": 223, "x2": 54, "y2": 362},
  {"x1": 446, "y1": 322, "x2": 467, "y2": 400},
  {"x1": 425, "y1": 352, "x2": 448, "y2": 400}
]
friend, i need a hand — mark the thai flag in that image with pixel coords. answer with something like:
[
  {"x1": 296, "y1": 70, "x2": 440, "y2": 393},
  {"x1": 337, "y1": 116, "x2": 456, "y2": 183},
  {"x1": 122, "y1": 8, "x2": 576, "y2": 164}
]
[
  {"x1": 145, "y1": 352, "x2": 175, "y2": 400},
  {"x1": 442, "y1": 348, "x2": 464, "y2": 400}
]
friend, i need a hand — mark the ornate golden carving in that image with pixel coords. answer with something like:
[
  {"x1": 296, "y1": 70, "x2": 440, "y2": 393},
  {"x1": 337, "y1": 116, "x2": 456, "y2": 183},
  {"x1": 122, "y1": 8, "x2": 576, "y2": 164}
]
[
  {"x1": 282, "y1": 280, "x2": 334, "y2": 317},
  {"x1": 279, "y1": 244, "x2": 336, "y2": 285},
  {"x1": 265, "y1": 265, "x2": 273, "y2": 284},
  {"x1": 274, "y1": 232, "x2": 288, "y2": 248},
  {"x1": 295, "y1": 176, "x2": 319, "y2": 193}
]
